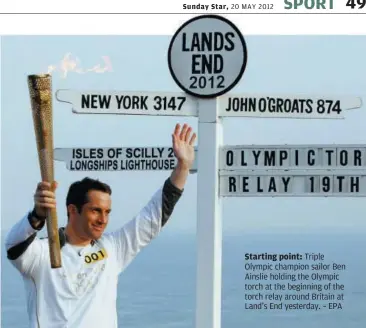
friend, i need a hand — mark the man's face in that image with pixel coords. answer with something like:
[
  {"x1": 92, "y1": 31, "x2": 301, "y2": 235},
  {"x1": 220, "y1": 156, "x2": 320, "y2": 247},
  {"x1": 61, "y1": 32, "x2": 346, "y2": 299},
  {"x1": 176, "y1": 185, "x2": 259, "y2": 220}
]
[{"x1": 74, "y1": 190, "x2": 112, "y2": 240}]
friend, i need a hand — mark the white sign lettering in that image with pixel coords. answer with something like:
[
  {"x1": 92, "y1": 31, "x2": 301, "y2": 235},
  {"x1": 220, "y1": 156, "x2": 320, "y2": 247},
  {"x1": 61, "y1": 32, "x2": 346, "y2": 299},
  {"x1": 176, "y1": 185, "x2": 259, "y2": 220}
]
[
  {"x1": 219, "y1": 170, "x2": 366, "y2": 197},
  {"x1": 218, "y1": 93, "x2": 362, "y2": 119},
  {"x1": 221, "y1": 145, "x2": 366, "y2": 169},
  {"x1": 54, "y1": 147, "x2": 198, "y2": 172},
  {"x1": 56, "y1": 90, "x2": 198, "y2": 116}
]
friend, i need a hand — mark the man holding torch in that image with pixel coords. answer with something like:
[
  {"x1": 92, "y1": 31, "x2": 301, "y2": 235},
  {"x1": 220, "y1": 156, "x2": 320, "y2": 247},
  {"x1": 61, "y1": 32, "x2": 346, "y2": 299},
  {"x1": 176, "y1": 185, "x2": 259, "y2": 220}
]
[{"x1": 5, "y1": 122, "x2": 196, "y2": 328}]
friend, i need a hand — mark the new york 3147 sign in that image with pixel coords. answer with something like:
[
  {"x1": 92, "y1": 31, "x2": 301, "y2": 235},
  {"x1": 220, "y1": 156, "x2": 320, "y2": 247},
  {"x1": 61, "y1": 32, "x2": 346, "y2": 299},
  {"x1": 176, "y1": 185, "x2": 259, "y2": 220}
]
[{"x1": 168, "y1": 15, "x2": 248, "y2": 98}]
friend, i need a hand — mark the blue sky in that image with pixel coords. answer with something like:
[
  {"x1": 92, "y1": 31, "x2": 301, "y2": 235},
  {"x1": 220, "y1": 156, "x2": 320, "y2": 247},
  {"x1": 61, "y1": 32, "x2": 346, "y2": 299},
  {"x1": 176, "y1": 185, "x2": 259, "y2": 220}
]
[{"x1": 1, "y1": 35, "x2": 366, "y2": 235}]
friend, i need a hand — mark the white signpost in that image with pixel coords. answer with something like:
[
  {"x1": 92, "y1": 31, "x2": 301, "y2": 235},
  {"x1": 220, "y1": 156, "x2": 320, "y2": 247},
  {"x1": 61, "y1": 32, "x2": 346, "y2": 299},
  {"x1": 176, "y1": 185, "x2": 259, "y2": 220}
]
[
  {"x1": 55, "y1": 14, "x2": 365, "y2": 328},
  {"x1": 167, "y1": 15, "x2": 249, "y2": 328}
]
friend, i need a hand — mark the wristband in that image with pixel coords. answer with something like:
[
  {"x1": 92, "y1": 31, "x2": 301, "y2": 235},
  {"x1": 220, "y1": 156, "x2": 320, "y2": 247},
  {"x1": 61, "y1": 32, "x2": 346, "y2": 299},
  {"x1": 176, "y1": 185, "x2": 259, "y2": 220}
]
[{"x1": 31, "y1": 207, "x2": 47, "y2": 221}]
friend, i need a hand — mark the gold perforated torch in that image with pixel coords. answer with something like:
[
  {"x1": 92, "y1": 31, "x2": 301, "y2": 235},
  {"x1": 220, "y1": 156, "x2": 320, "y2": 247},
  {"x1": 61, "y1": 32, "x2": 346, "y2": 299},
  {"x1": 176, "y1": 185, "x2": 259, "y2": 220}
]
[{"x1": 27, "y1": 74, "x2": 62, "y2": 268}]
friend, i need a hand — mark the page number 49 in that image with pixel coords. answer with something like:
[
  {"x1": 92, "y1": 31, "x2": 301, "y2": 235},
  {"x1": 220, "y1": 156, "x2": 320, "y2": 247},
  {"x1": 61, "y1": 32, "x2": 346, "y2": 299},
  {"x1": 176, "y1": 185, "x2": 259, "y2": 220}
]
[{"x1": 346, "y1": 0, "x2": 365, "y2": 8}]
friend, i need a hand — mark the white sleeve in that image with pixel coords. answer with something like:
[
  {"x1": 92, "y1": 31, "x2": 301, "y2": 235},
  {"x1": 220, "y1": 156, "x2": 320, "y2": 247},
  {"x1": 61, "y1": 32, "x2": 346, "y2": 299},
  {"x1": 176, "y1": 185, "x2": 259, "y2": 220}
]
[
  {"x1": 105, "y1": 178, "x2": 183, "y2": 273},
  {"x1": 5, "y1": 213, "x2": 45, "y2": 277}
]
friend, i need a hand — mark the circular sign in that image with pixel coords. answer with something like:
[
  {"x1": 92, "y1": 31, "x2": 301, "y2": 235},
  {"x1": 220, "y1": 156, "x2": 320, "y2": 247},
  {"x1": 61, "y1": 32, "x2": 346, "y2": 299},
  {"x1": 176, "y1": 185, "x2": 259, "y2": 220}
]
[{"x1": 168, "y1": 15, "x2": 248, "y2": 99}]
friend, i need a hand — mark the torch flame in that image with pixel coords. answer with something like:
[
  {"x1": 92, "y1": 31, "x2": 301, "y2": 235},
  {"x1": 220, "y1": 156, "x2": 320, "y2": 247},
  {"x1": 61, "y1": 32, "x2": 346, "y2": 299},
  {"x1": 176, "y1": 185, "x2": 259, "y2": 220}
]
[{"x1": 47, "y1": 53, "x2": 113, "y2": 78}]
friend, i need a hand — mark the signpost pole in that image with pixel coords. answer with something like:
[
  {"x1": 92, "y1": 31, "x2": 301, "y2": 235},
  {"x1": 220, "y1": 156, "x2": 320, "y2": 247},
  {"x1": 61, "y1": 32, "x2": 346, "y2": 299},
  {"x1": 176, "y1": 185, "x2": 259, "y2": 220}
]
[{"x1": 196, "y1": 98, "x2": 223, "y2": 328}]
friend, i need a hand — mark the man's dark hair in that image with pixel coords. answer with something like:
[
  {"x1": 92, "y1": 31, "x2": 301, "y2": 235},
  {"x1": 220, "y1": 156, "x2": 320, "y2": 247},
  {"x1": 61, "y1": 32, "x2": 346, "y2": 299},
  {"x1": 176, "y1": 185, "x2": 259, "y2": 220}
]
[{"x1": 66, "y1": 177, "x2": 112, "y2": 217}]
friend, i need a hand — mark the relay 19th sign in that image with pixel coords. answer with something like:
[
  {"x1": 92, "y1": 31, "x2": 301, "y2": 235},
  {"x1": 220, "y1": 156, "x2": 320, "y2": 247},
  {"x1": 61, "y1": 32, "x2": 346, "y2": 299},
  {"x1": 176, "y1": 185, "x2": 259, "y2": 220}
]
[
  {"x1": 219, "y1": 171, "x2": 366, "y2": 197},
  {"x1": 167, "y1": 15, "x2": 247, "y2": 98}
]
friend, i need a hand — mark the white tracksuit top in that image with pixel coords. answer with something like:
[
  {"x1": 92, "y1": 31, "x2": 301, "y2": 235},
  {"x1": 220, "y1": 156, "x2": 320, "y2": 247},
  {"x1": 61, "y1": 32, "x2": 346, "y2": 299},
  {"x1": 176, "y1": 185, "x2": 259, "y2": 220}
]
[{"x1": 5, "y1": 178, "x2": 183, "y2": 328}]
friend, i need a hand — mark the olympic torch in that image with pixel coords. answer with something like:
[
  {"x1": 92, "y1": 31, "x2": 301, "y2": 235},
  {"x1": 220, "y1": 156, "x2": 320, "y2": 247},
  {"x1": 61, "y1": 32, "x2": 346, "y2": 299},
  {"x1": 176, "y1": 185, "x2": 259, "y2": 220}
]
[{"x1": 27, "y1": 74, "x2": 62, "y2": 269}]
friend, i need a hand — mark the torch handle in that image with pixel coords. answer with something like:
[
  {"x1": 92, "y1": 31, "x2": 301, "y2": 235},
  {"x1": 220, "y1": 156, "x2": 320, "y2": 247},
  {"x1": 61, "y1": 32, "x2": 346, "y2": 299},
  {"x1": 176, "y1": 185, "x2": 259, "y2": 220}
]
[
  {"x1": 38, "y1": 148, "x2": 62, "y2": 269},
  {"x1": 46, "y1": 207, "x2": 62, "y2": 268}
]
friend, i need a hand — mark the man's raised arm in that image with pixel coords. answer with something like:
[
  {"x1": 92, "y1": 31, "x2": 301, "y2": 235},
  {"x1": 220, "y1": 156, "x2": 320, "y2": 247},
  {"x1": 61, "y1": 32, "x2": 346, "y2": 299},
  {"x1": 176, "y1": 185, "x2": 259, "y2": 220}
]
[
  {"x1": 169, "y1": 123, "x2": 196, "y2": 190},
  {"x1": 105, "y1": 123, "x2": 196, "y2": 273}
]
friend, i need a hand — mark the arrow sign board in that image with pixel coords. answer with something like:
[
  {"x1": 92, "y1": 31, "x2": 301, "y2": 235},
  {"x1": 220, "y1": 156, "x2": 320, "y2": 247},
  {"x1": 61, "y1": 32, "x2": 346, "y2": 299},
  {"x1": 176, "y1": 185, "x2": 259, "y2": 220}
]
[
  {"x1": 221, "y1": 144, "x2": 366, "y2": 170},
  {"x1": 218, "y1": 93, "x2": 362, "y2": 119},
  {"x1": 56, "y1": 89, "x2": 362, "y2": 120},
  {"x1": 56, "y1": 89, "x2": 198, "y2": 116},
  {"x1": 54, "y1": 146, "x2": 198, "y2": 172},
  {"x1": 168, "y1": 14, "x2": 247, "y2": 98},
  {"x1": 219, "y1": 170, "x2": 366, "y2": 197}
]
